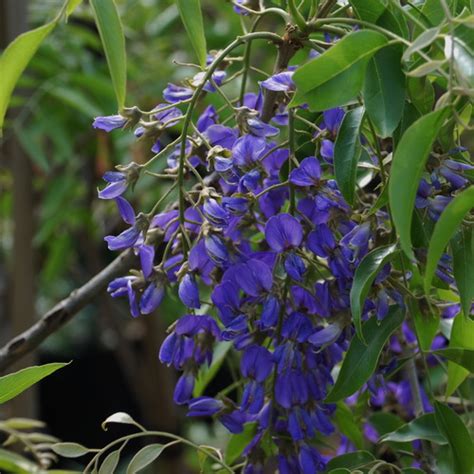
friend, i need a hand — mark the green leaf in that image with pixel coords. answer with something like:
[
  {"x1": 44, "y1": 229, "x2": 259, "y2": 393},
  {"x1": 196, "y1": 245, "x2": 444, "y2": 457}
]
[
  {"x1": 334, "y1": 106, "x2": 364, "y2": 204},
  {"x1": 127, "y1": 444, "x2": 164, "y2": 474},
  {"x1": 66, "y1": 0, "x2": 83, "y2": 17},
  {"x1": 99, "y1": 449, "x2": 121, "y2": 474},
  {"x1": 402, "y1": 27, "x2": 441, "y2": 61},
  {"x1": 434, "y1": 401, "x2": 474, "y2": 474},
  {"x1": 0, "y1": 448, "x2": 39, "y2": 474},
  {"x1": 446, "y1": 314, "x2": 474, "y2": 396},
  {"x1": 0, "y1": 362, "x2": 69, "y2": 404},
  {"x1": 410, "y1": 297, "x2": 439, "y2": 351},
  {"x1": 90, "y1": 0, "x2": 127, "y2": 110},
  {"x1": 349, "y1": 0, "x2": 387, "y2": 23},
  {"x1": 407, "y1": 76, "x2": 435, "y2": 115},
  {"x1": 452, "y1": 226, "x2": 474, "y2": 319},
  {"x1": 350, "y1": 244, "x2": 397, "y2": 342},
  {"x1": 194, "y1": 341, "x2": 232, "y2": 397},
  {"x1": 291, "y1": 62, "x2": 365, "y2": 111},
  {"x1": 432, "y1": 348, "x2": 474, "y2": 372},
  {"x1": 325, "y1": 451, "x2": 375, "y2": 472},
  {"x1": 445, "y1": 35, "x2": 474, "y2": 89},
  {"x1": 325, "y1": 306, "x2": 404, "y2": 402},
  {"x1": 48, "y1": 87, "x2": 102, "y2": 117},
  {"x1": 389, "y1": 107, "x2": 450, "y2": 259},
  {"x1": 363, "y1": 46, "x2": 405, "y2": 137},
  {"x1": 407, "y1": 59, "x2": 446, "y2": 77},
  {"x1": 424, "y1": 186, "x2": 474, "y2": 292},
  {"x1": 334, "y1": 402, "x2": 365, "y2": 449},
  {"x1": 225, "y1": 423, "x2": 257, "y2": 465},
  {"x1": 380, "y1": 414, "x2": 447, "y2": 444},
  {"x1": 51, "y1": 442, "x2": 91, "y2": 458},
  {"x1": 0, "y1": 22, "x2": 56, "y2": 132},
  {"x1": 176, "y1": 0, "x2": 207, "y2": 68},
  {"x1": 293, "y1": 31, "x2": 388, "y2": 94}
]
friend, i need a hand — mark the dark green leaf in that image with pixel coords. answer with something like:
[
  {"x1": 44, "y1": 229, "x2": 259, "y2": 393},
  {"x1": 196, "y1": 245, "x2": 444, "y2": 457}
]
[
  {"x1": 425, "y1": 186, "x2": 474, "y2": 292},
  {"x1": 349, "y1": 0, "x2": 387, "y2": 23},
  {"x1": 433, "y1": 348, "x2": 474, "y2": 372},
  {"x1": 410, "y1": 297, "x2": 439, "y2": 351},
  {"x1": 380, "y1": 414, "x2": 447, "y2": 444},
  {"x1": 326, "y1": 307, "x2": 404, "y2": 402},
  {"x1": 334, "y1": 402, "x2": 365, "y2": 449},
  {"x1": 293, "y1": 30, "x2": 388, "y2": 93},
  {"x1": 408, "y1": 76, "x2": 435, "y2": 114},
  {"x1": 51, "y1": 442, "x2": 91, "y2": 458},
  {"x1": 0, "y1": 362, "x2": 69, "y2": 404},
  {"x1": 434, "y1": 401, "x2": 474, "y2": 474},
  {"x1": 446, "y1": 314, "x2": 474, "y2": 396},
  {"x1": 90, "y1": 0, "x2": 127, "y2": 109},
  {"x1": 363, "y1": 46, "x2": 405, "y2": 137},
  {"x1": 350, "y1": 244, "x2": 397, "y2": 342},
  {"x1": 452, "y1": 226, "x2": 474, "y2": 319},
  {"x1": 334, "y1": 106, "x2": 364, "y2": 204},
  {"x1": 127, "y1": 444, "x2": 164, "y2": 474},
  {"x1": 99, "y1": 449, "x2": 121, "y2": 474},
  {"x1": 389, "y1": 107, "x2": 449, "y2": 259},
  {"x1": 176, "y1": 0, "x2": 207, "y2": 68},
  {"x1": 325, "y1": 451, "x2": 375, "y2": 472}
]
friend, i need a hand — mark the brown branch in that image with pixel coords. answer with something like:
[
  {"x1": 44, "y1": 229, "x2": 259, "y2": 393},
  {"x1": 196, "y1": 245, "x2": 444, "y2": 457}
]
[{"x1": 0, "y1": 249, "x2": 137, "y2": 373}]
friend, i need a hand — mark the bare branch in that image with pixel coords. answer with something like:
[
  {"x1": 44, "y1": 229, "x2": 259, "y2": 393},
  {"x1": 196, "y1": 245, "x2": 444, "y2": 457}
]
[{"x1": 0, "y1": 249, "x2": 137, "y2": 373}]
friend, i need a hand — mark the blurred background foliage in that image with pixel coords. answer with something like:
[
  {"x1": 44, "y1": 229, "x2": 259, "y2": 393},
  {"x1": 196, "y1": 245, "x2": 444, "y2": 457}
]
[{"x1": 0, "y1": 0, "x2": 259, "y2": 471}]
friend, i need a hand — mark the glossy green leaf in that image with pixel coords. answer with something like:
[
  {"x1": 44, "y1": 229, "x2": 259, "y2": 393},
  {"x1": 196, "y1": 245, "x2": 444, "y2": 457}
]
[
  {"x1": 425, "y1": 186, "x2": 474, "y2": 292},
  {"x1": 350, "y1": 244, "x2": 397, "y2": 342},
  {"x1": 446, "y1": 314, "x2": 474, "y2": 396},
  {"x1": 0, "y1": 362, "x2": 69, "y2": 405},
  {"x1": 325, "y1": 451, "x2": 375, "y2": 472},
  {"x1": 177, "y1": 0, "x2": 207, "y2": 68},
  {"x1": 452, "y1": 226, "x2": 474, "y2": 319},
  {"x1": 194, "y1": 341, "x2": 232, "y2": 397},
  {"x1": 363, "y1": 46, "x2": 405, "y2": 137},
  {"x1": 389, "y1": 107, "x2": 449, "y2": 259},
  {"x1": 334, "y1": 106, "x2": 364, "y2": 205},
  {"x1": 291, "y1": 62, "x2": 365, "y2": 111},
  {"x1": 0, "y1": 23, "x2": 56, "y2": 132},
  {"x1": 408, "y1": 76, "x2": 435, "y2": 114},
  {"x1": 434, "y1": 401, "x2": 474, "y2": 474},
  {"x1": 51, "y1": 442, "x2": 90, "y2": 458},
  {"x1": 433, "y1": 347, "x2": 474, "y2": 372},
  {"x1": 380, "y1": 414, "x2": 447, "y2": 444},
  {"x1": 90, "y1": 0, "x2": 127, "y2": 110},
  {"x1": 293, "y1": 31, "x2": 388, "y2": 93},
  {"x1": 99, "y1": 449, "x2": 121, "y2": 474},
  {"x1": 66, "y1": 0, "x2": 83, "y2": 17},
  {"x1": 349, "y1": 0, "x2": 387, "y2": 23},
  {"x1": 127, "y1": 444, "x2": 164, "y2": 474},
  {"x1": 402, "y1": 27, "x2": 441, "y2": 61},
  {"x1": 326, "y1": 307, "x2": 404, "y2": 402},
  {"x1": 410, "y1": 297, "x2": 439, "y2": 351},
  {"x1": 225, "y1": 423, "x2": 257, "y2": 465}
]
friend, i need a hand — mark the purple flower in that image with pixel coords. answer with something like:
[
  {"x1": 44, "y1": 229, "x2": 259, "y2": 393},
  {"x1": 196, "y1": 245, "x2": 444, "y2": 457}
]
[
  {"x1": 178, "y1": 274, "x2": 201, "y2": 309},
  {"x1": 93, "y1": 115, "x2": 127, "y2": 132},
  {"x1": 174, "y1": 373, "x2": 195, "y2": 405},
  {"x1": 163, "y1": 83, "x2": 193, "y2": 103},
  {"x1": 265, "y1": 214, "x2": 303, "y2": 252},
  {"x1": 104, "y1": 225, "x2": 141, "y2": 251},
  {"x1": 289, "y1": 157, "x2": 321, "y2": 187},
  {"x1": 187, "y1": 397, "x2": 223, "y2": 417},
  {"x1": 261, "y1": 71, "x2": 295, "y2": 92},
  {"x1": 241, "y1": 345, "x2": 273, "y2": 382},
  {"x1": 232, "y1": 135, "x2": 266, "y2": 167},
  {"x1": 320, "y1": 139, "x2": 334, "y2": 163},
  {"x1": 139, "y1": 244, "x2": 155, "y2": 278},
  {"x1": 99, "y1": 172, "x2": 127, "y2": 199},
  {"x1": 115, "y1": 196, "x2": 135, "y2": 224},
  {"x1": 322, "y1": 108, "x2": 344, "y2": 136},
  {"x1": 140, "y1": 281, "x2": 165, "y2": 314},
  {"x1": 284, "y1": 253, "x2": 306, "y2": 281}
]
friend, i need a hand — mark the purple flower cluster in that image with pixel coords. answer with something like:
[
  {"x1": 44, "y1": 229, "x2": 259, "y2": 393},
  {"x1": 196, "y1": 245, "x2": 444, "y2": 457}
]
[{"x1": 94, "y1": 34, "x2": 472, "y2": 472}]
